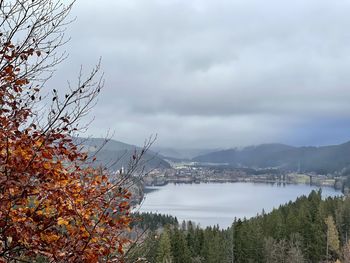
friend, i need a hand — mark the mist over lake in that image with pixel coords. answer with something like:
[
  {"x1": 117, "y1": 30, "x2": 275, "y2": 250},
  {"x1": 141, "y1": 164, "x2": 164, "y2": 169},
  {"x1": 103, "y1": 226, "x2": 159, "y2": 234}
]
[{"x1": 139, "y1": 182, "x2": 341, "y2": 228}]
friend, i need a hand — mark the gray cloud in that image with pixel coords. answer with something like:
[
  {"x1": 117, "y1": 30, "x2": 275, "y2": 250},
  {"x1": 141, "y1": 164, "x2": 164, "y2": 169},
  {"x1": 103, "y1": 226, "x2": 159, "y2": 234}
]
[{"x1": 49, "y1": 0, "x2": 350, "y2": 148}]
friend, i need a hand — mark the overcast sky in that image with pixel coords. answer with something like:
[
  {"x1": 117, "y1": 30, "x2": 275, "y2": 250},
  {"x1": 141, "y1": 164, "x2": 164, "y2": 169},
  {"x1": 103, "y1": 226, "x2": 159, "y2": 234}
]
[{"x1": 50, "y1": 0, "x2": 350, "y2": 148}]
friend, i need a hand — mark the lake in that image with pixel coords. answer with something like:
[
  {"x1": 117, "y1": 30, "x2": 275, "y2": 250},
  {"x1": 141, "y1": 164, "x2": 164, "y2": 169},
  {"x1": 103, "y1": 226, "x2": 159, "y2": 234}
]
[{"x1": 138, "y1": 182, "x2": 342, "y2": 228}]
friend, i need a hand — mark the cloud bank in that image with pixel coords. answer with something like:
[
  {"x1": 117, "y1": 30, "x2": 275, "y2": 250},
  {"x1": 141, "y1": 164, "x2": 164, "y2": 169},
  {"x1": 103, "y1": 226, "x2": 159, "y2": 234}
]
[{"x1": 50, "y1": 0, "x2": 350, "y2": 148}]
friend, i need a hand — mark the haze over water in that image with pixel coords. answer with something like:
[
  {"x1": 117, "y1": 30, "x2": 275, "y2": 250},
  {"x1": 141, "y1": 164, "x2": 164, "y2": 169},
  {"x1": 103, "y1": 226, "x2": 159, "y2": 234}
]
[{"x1": 139, "y1": 182, "x2": 341, "y2": 228}]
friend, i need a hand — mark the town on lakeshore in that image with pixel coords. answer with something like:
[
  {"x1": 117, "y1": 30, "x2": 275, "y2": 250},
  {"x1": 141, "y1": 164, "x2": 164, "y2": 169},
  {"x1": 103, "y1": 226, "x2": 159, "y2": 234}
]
[{"x1": 142, "y1": 162, "x2": 348, "y2": 193}]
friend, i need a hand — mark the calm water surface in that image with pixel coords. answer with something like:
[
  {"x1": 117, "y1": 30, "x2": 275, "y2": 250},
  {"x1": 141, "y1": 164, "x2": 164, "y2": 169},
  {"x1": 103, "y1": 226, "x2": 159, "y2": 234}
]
[{"x1": 138, "y1": 182, "x2": 341, "y2": 228}]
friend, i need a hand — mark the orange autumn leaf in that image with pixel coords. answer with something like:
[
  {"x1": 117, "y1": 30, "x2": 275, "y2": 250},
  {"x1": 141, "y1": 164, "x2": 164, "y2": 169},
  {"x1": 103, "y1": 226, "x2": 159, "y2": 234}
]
[
  {"x1": 0, "y1": 4, "x2": 137, "y2": 262},
  {"x1": 0, "y1": 44, "x2": 134, "y2": 262},
  {"x1": 57, "y1": 217, "x2": 69, "y2": 226},
  {"x1": 43, "y1": 162, "x2": 51, "y2": 170}
]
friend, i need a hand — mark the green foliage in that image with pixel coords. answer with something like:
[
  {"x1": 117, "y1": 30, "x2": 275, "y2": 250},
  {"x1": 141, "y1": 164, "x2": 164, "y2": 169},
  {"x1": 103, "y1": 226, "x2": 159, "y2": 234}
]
[
  {"x1": 128, "y1": 191, "x2": 350, "y2": 263},
  {"x1": 232, "y1": 190, "x2": 348, "y2": 262},
  {"x1": 325, "y1": 215, "x2": 340, "y2": 257},
  {"x1": 131, "y1": 212, "x2": 178, "y2": 231},
  {"x1": 156, "y1": 228, "x2": 173, "y2": 263}
]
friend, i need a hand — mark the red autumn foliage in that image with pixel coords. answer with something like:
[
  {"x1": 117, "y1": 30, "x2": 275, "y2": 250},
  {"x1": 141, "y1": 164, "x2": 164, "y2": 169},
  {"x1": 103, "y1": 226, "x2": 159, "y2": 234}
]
[
  {"x1": 0, "y1": 40, "x2": 134, "y2": 263},
  {"x1": 0, "y1": 1, "x2": 138, "y2": 262}
]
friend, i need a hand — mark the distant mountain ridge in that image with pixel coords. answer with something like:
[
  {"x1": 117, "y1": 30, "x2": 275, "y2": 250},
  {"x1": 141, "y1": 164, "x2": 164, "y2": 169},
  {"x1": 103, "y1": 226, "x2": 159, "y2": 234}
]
[
  {"x1": 75, "y1": 137, "x2": 171, "y2": 171},
  {"x1": 75, "y1": 137, "x2": 350, "y2": 174},
  {"x1": 192, "y1": 141, "x2": 350, "y2": 174}
]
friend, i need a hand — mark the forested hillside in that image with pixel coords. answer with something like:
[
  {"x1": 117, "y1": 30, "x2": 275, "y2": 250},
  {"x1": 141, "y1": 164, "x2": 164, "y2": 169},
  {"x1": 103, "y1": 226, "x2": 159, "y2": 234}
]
[
  {"x1": 75, "y1": 137, "x2": 171, "y2": 171},
  {"x1": 193, "y1": 142, "x2": 350, "y2": 174},
  {"x1": 129, "y1": 191, "x2": 350, "y2": 263}
]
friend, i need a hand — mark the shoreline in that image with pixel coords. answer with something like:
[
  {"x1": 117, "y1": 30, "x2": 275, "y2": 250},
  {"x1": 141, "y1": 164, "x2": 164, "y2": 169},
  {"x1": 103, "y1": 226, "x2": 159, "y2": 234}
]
[{"x1": 144, "y1": 178, "x2": 343, "y2": 192}]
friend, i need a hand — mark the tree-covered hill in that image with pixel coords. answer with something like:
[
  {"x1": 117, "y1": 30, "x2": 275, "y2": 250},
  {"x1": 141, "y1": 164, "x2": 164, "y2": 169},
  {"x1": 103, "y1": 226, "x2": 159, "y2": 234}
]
[
  {"x1": 75, "y1": 137, "x2": 171, "y2": 171},
  {"x1": 128, "y1": 191, "x2": 350, "y2": 263},
  {"x1": 193, "y1": 141, "x2": 350, "y2": 174}
]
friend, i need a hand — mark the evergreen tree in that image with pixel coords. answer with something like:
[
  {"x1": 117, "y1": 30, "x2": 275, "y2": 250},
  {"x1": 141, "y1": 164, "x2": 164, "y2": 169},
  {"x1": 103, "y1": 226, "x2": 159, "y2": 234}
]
[
  {"x1": 156, "y1": 228, "x2": 173, "y2": 263},
  {"x1": 170, "y1": 228, "x2": 191, "y2": 263},
  {"x1": 127, "y1": 191, "x2": 350, "y2": 263},
  {"x1": 126, "y1": 231, "x2": 160, "y2": 263}
]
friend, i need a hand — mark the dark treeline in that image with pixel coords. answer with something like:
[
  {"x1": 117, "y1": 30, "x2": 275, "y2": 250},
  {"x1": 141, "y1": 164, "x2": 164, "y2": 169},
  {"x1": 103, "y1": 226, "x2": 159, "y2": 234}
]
[
  {"x1": 131, "y1": 212, "x2": 178, "y2": 231},
  {"x1": 128, "y1": 191, "x2": 350, "y2": 263},
  {"x1": 233, "y1": 190, "x2": 350, "y2": 262},
  {"x1": 127, "y1": 221, "x2": 232, "y2": 263}
]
